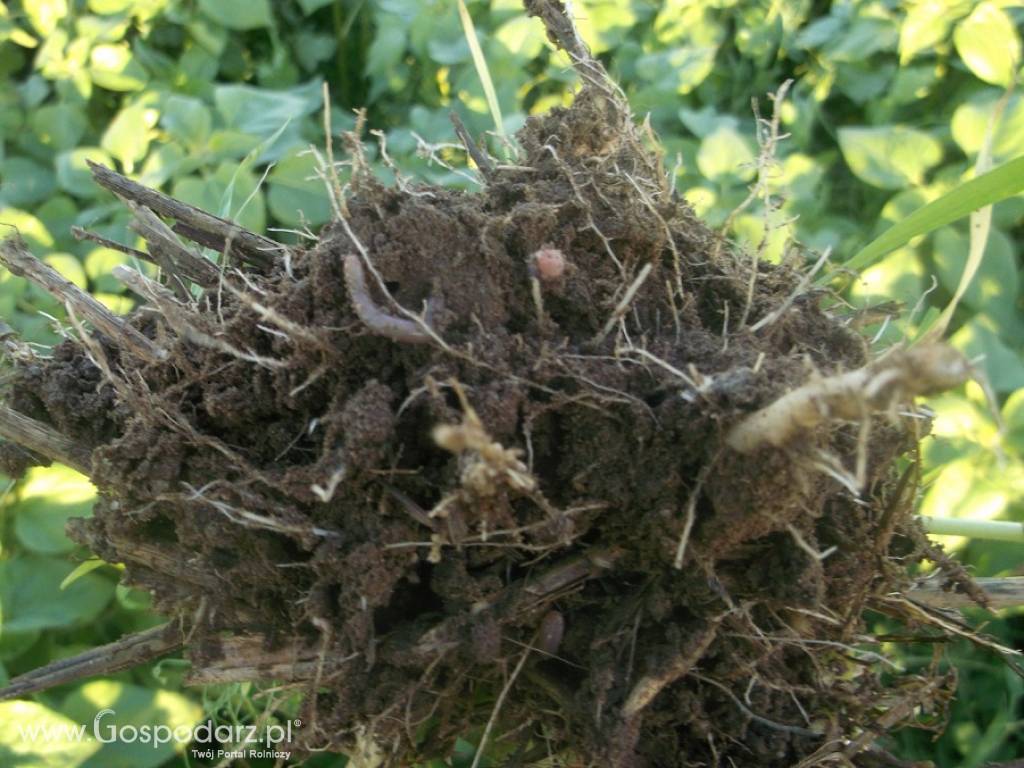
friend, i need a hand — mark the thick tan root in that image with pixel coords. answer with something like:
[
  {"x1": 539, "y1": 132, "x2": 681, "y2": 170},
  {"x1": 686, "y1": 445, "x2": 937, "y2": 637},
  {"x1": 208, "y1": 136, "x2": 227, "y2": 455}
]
[{"x1": 727, "y1": 343, "x2": 971, "y2": 453}]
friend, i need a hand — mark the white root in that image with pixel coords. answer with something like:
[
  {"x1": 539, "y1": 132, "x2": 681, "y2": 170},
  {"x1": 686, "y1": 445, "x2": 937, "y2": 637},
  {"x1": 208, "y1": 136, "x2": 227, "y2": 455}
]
[{"x1": 726, "y1": 343, "x2": 971, "y2": 453}]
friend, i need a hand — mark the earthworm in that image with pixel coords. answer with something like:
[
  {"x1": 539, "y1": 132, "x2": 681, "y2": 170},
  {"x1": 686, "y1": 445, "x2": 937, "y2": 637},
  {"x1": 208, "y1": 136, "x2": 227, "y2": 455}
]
[
  {"x1": 343, "y1": 253, "x2": 431, "y2": 344},
  {"x1": 537, "y1": 610, "x2": 565, "y2": 655}
]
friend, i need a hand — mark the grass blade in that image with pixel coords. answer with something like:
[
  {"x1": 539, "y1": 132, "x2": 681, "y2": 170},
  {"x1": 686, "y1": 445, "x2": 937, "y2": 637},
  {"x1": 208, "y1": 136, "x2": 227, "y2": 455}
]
[
  {"x1": 845, "y1": 154, "x2": 1024, "y2": 273},
  {"x1": 457, "y1": 0, "x2": 504, "y2": 137},
  {"x1": 934, "y1": 88, "x2": 1012, "y2": 334}
]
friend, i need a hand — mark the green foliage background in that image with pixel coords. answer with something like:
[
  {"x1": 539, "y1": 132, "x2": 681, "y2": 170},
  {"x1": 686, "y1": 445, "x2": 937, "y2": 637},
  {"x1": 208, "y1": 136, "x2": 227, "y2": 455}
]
[{"x1": 0, "y1": 0, "x2": 1022, "y2": 766}]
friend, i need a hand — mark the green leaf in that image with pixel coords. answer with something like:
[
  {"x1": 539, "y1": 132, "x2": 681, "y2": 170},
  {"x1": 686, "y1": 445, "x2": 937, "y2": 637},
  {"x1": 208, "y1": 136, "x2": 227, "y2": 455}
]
[
  {"x1": 85, "y1": 246, "x2": 140, "y2": 293},
  {"x1": 197, "y1": 0, "x2": 274, "y2": 30},
  {"x1": 13, "y1": 465, "x2": 96, "y2": 554},
  {"x1": 61, "y1": 681, "x2": 205, "y2": 768},
  {"x1": 172, "y1": 162, "x2": 265, "y2": 236},
  {"x1": 0, "y1": 555, "x2": 114, "y2": 633},
  {"x1": 298, "y1": 0, "x2": 334, "y2": 14},
  {"x1": 89, "y1": 43, "x2": 148, "y2": 91},
  {"x1": 101, "y1": 104, "x2": 154, "y2": 171},
  {"x1": 214, "y1": 79, "x2": 322, "y2": 162},
  {"x1": 837, "y1": 125, "x2": 943, "y2": 189},
  {"x1": 23, "y1": 0, "x2": 68, "y2": 36},
  {"x1": 56, "y1": 147, "x2": 114, "y2": 198},
  {"x1": 136, "y1": 143, "x2": 185, "y2": 188},
  {"x1": 157, "y1": 94, "x2": 209, "y2": 150},
  {"x1": 951, "y1": 316, "x2": 1024, "y2": 394},
  {"x1": 575, "y1": 0, "x2": 638, "y2": 54},
  {"x1": 0, "y1": 700, "x2": 101, "y2": 768},
  {"x1": 89, "y1": 0, "x2": 137, "y2": 13},
  {"x1": 696, "y1": 125, "x2": 756, "y2": 182},
  {"x1": 933, "y1": 227, "x2": 1020, "y2": 333},
  {"x1": 845, "y1": 155, "x2": 1024, "y2": 272},
  {"x1": 0, "y1": 207, "x2": 54, "y2": 251},
  {"x1": 1004, "y1": 388, "x2": 1024, "y2": 456},
  {"x1": 898, "y1": 0, "x2": 953, "y2": 63},
  {"x1": 951, "y1": 92, "x2": 1024, "y2": 162},
  {"x1": 848, "y1": 246, "x2": 925, "y2": 307},
  {"x1": 953, "y1": 2, "x2": 1021, "y2": 87},
  {"x1": 30, "y1": 104, "x2": 88, "y2": 151},
  {"x1": 493, "y1": 15, "x2": 546, "y2": 60},
  {"x1": 0, "y1": 627, "x2": 40, "y2": 661},
  {"x1": 42, "y1": 253, "x2": 87, "y2": 290},
  {"x1": 636, "y1": 46, "x2": 720, "y2": 96},
  {"x1": 267, "y1": 149, "x2": 333, "y2": 228},
  {"x1": 0, "y1": 157, "x2": 55, "y2": 206}
]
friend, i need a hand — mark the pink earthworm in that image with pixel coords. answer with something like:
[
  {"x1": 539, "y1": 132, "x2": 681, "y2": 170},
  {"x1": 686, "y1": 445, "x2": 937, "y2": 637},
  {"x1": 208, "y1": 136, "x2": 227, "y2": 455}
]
[{"x1": 343, "y1": 253, "x2": 432, "y2": 345}]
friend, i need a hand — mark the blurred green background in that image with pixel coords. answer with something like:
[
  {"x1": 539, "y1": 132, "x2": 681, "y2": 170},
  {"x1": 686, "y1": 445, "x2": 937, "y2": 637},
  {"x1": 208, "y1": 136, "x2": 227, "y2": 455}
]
[{"x1": 0, "y1": 0, "x2": 1021, "y2": 765}]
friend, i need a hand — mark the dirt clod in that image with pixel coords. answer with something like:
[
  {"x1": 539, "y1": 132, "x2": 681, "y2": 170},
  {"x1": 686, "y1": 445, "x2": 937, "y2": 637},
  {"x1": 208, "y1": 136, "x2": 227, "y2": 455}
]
[{"x1": 0, "y1": 5, "x2": 979, "y2": 766}]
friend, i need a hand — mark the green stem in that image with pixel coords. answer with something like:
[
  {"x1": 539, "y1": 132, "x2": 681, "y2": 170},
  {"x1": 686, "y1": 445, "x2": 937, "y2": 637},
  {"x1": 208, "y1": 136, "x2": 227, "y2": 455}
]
[{"x1": 918, "y1": 515, "x2": 1024, "y2": 543}]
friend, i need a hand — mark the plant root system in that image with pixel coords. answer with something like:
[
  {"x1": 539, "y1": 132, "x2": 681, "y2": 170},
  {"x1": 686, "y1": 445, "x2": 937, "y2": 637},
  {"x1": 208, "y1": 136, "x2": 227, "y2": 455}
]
[{"x1": 0, "y1": 3, "x2": 1003, "y2": 766}]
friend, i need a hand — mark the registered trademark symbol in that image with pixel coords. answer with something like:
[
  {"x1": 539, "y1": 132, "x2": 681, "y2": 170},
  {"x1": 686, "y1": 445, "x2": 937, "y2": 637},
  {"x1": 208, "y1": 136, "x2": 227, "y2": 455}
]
[{"x1": 294, "y1": 719, "x2": 301, "y2": 727}]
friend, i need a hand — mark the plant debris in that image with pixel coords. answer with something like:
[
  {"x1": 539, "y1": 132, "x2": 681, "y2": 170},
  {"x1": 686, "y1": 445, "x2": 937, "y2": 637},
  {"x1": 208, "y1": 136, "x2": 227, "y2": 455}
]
[{"x1": 0, "y1": 3, "x2": 1004, "y2": 766}]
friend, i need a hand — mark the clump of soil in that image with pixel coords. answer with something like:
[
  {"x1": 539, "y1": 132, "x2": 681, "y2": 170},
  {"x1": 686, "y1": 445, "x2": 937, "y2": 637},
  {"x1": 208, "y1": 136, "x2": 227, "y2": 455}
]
[{"x1": 0, "y1": 4, "x2": 980, "y2": 766}]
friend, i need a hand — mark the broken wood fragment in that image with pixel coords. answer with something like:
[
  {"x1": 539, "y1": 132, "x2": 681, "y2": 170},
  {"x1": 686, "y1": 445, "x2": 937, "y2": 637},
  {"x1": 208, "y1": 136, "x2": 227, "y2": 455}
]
[
  {"x1": 0, "y1": 623, "x2": 180, "y2": 701},
  {"x1": 87, "y1": 161, "x2": 283, "y2": 269},
  {"x1": 0, "y1": 405, "x2": 92, "y2": 475},
  {"x1": 909, "y1": 576, "x2": 1024, "y2": 611},
  {"x1": 0, "y1": 234, "x2": 167, "y2": 363}
]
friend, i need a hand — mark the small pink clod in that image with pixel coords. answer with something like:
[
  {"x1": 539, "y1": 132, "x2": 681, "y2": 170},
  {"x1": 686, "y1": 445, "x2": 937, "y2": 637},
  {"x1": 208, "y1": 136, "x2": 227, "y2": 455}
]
[{"x1": 530, "y1": 245, "x2": 566, "y2": 281}]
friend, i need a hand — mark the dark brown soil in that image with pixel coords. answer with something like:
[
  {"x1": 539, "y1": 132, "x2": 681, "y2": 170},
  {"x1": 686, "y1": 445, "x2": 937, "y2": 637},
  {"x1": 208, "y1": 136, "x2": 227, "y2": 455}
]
[{"x1": 0, "y1": 6, "x2": 970, "y2": 766}]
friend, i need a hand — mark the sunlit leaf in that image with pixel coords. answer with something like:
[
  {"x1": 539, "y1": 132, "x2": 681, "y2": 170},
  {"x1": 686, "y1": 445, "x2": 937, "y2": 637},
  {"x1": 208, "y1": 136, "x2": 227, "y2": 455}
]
[
  {"x1": 696, "y1": 125, "x2": 756, "y2": 182},
  {"x1": 13, "y1": 464, "x2": 95, "y2": 554},
  {"x1": 953, "y1": 2, "x2": 1021, "y2": 87},
  {"x1": 899, "y1": 0, "x2": 954, "y2": 63},
  {"x1": 89, "y1": 43, "x2": 148, "y2": 91},
  {"x1": 0, "y1": 700, "x2": 101, "y2": 767},
  {"x1": 101, "y1": 104, "x2": 155, "y2": 171},
  {"x1": 837, "y1": 125, "x2": 943, "y2": 189},
  {"x1": 61, "y1": 681, "x2": 205, "y2": 768},
  {"x1": 23, "y1": 0, "x2": 68, "y2": 36},
  {"x1": 951, "y1": 92, "x2": 1024, "y2": 161}
]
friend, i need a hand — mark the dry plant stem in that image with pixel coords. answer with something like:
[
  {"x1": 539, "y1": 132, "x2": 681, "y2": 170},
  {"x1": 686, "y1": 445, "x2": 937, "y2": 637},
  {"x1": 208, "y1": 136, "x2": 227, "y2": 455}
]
[
  {"x1": 726, "y1": 343, "x2": 971, "y2": 453},
  {"x1": 343, "y1": 253, "x2": 431, "y2": 344},
  {"x1": 186, "y1": 633, "x2": 357, "y2": 685},
  {"x1": 593, "y1": 261, "x2": 653, "y2": 345},
  {"x1": 0, "y1": 404, "x2": 92, "y2": 475},
  {"x1": 87, "y1": 161, "x2": 282, "y2": 268},
  {"x1": 127, "y1": 203, "x2": 221, "y2": 288},
  {"x1": 0, "y1": 234, "x2": 167, "y2": 363},
  {"x1": 71, "y1": 225, "x2": 149, "y2": 260},
  {"x1": 524, "y1": 0, "x2": 601, "y2": 85},
  {"x1": 0, "y1": 623, "x2": 180, "y2": 701},
  {"x1": 909, "y1": 577, "x2": 1024, "y2": 611},
  {"x1": 450, "y1": 111, "x2": 494, "y2": 177}
]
